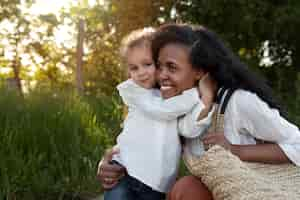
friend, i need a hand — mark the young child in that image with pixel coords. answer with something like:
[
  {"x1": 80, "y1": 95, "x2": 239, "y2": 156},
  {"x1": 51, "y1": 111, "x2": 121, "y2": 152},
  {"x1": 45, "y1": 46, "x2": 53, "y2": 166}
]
[{"x1": 104, "y1": 28, "x2": 213, "y2": 200}]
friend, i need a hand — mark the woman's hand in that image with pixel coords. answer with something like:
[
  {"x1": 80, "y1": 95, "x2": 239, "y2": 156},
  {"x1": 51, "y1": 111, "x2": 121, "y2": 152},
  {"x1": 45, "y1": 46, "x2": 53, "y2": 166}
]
[
  {"x1": 198, "y1": 74, "x2": 217, "y2": 107},
  {"x1": 96, "y1": 148, "x2": 126, "y2": 190},
  {"x1": 202, "y1": 132, "x2": 232, "y2": 151}
]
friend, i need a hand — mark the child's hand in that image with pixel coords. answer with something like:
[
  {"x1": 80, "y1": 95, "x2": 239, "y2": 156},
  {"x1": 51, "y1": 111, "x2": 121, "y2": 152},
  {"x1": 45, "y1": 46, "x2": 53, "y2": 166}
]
[{"x1": 198, "y1": 74, "x2": 217, "y2": 106}]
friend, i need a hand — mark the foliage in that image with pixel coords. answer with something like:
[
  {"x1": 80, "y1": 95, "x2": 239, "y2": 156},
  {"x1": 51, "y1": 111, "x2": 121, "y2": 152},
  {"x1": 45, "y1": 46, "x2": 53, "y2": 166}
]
[
  {"x1": 174, "y1": 0, "x2": 300, "y2": 126},
  {"x1": 0, "y1": 0, "x2": 174, "y2": 96},
  {"x1": 0, "y1": 87, "x2": 122, "y2": 199}
]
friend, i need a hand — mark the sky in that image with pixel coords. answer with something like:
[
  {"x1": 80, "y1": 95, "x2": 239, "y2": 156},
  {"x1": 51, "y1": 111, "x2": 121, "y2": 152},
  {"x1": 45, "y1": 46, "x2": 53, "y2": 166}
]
[
  {"x1": 29, "y1": 0, "x2": 98, "y2": 15},
  {"x1": 18, "y1": 0, "x2": 99, "y2": 48},
  {"x1": 0, "y1": 0, "x2": 92, "y2": 75},
  {"x1": 27, "y1": 0, "x2": 79, "y2": 47},
  {"x1": 0, "y1": 0, "x2": 101, "y2": 88},
  {"x1": 29, "y1": 0, "x2": 73, "y2": 15}
]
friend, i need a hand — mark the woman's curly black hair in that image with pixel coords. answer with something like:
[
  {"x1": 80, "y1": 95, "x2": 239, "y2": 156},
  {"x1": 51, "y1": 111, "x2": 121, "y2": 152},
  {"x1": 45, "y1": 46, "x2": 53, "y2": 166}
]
[{"x1": 151, "y1": 23, "x2": 284, "y2": 115}]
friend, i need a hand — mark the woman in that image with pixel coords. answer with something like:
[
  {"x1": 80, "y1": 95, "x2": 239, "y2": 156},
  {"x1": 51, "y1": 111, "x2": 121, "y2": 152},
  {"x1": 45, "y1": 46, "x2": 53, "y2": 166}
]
[{"x1": 97, "y1": 23, "x2": 300, "y2": 199}]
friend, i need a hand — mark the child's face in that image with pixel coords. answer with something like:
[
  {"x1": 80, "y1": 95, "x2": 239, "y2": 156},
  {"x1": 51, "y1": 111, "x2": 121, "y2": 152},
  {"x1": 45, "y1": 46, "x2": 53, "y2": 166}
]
[{"x1": 126, "y1": 46, "x2": 156, "y2": 89}]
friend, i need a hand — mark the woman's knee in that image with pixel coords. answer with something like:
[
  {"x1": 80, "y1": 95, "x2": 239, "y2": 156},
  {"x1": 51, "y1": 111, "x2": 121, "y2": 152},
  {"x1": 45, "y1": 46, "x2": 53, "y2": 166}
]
[{"x1": 168, "y1": 176, "x2": 213, "y2": 200}]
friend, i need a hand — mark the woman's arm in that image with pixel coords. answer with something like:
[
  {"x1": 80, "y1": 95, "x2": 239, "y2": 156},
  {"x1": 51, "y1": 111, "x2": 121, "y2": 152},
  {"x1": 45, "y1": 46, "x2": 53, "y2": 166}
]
[
  {"x1": 203, "y1": 90, "x2": 300, "y2": 165},
  {"x1": 202, "y1": 132, "x2": 292, "y2": 164},
  {"x1": 96, "y1": 147, "x2": 126, "y2": 189},
  {"x1": 237, "y1": 91, "x2": 300, "y2": 165},
  {"x1": 231, "y1": 143, "x2": 291, "y2": 164}
]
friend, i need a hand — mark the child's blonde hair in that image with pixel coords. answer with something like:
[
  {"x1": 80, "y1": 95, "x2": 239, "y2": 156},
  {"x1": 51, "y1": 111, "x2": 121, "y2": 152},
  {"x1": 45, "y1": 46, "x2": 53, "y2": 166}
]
[{"x1": 120, "y1": 27, "x2": 156, "y2": 59}]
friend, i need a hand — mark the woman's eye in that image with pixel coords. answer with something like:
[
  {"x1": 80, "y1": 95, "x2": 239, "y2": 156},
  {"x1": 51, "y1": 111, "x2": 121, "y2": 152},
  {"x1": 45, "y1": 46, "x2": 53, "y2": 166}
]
[{"x1": 168, "y1": 63, "x2": 177, "y2": 72}]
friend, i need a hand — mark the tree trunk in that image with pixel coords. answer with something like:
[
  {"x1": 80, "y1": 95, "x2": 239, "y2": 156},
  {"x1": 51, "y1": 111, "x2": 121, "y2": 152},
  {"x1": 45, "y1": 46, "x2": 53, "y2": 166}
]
[
  {"x1": 12, "y1": 58, "x2": 22, "y2": 94},
  {"x1": 76, "y1": 18, "x2": 85, "y2": 94},
  {"x1": 11, "y1": 35, "x2": 23, "y2": 95}
]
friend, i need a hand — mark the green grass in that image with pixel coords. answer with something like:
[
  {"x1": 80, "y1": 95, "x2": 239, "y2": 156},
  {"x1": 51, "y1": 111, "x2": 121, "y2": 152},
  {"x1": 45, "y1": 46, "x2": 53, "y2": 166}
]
[
  {"x1": 0, "y1": 88, "x2": 122, "y2": 199},
  {"x1": 0, "y1": 85, "x2": 299, "y2": 199}
]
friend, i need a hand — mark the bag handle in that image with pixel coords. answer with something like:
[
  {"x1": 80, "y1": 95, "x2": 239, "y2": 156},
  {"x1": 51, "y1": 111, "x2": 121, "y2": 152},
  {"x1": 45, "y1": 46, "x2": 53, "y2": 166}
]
[
  {"x1": 216, "y1": 87, "x2": 227, "y2": 104},
  {"x1": 210, "y1": 88, "x2": 235, "y2": 133},
  {"x1": 219, "y1": 89, "x2": 235, "y2": 115}
]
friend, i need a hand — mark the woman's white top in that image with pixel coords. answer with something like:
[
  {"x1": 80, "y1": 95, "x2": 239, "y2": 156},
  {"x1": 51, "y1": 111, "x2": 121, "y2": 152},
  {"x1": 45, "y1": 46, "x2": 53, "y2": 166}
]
[
  {"x1": 185, "y1": 89, "x2": 300, "y2": 166},
  {"x1": 114, "y1": 79, "x2": 212, "y2": 192}
]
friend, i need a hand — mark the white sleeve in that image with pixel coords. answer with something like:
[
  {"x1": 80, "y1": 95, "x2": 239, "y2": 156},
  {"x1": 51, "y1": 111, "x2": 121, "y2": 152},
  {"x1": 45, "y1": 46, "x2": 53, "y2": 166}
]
[
  {"x1": 236, "y1": 91, "x2": 300, "y2": 166},
  {"x1": 118, "y1": 80, "x2": 200, "y2": 121},
  {"x1": 178, "y1": 100, "x2": 214, "y2": 138},
  {"x1": 138, "y1": 88, "x2": 200, "y2": 120},
  {"x1": 117, "y1": 79, "x2": 150, "y2": 106}
]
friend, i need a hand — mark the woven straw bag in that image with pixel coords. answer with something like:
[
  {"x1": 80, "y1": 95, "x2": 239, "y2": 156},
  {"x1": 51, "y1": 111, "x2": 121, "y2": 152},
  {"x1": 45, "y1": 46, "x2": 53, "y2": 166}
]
[{"x1": 183, "y1": 88, "x2": 300, "y2": 200}]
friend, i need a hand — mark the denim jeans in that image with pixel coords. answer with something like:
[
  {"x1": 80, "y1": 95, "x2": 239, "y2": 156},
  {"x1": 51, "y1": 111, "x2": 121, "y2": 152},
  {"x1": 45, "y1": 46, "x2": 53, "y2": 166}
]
[{"x1": 104, "y1": 174, "x2": 166, "y2": 200}]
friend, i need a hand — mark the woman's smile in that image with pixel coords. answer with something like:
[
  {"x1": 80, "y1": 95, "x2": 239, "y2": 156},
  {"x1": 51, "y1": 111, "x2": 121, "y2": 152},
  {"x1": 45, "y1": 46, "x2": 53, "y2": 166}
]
[{"x1": 157, "y1": 43, "x2": 205, "y2": 99}]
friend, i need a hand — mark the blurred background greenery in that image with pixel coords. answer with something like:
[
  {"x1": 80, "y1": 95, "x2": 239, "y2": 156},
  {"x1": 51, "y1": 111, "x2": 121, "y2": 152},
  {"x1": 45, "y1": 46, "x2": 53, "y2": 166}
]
[{"x1": 0, "y1": 0, "x2": 299, "y2": 199}]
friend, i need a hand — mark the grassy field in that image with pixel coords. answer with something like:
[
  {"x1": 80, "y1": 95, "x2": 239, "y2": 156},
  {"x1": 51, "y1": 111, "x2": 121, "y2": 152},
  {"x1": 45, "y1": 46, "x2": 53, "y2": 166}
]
[
  {"x1": 0, "y1": 88, "x2": 122, "y2": 199},
  {"x1": 0, "y1": 85, "x2": 299, "y2": 200}
]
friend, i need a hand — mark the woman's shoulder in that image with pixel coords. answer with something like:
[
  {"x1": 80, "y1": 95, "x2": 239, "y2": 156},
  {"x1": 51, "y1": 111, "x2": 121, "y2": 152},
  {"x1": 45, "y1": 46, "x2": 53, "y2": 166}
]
[
  {"x1": 229, "y1": 89, "x2": 279, "y2": 119},
  {"x1": 229, "y1": 89, "x2": 267, "y2": 114},
  {"x1": 231, "y1": 89, "x2": 257, "y2": 102}
]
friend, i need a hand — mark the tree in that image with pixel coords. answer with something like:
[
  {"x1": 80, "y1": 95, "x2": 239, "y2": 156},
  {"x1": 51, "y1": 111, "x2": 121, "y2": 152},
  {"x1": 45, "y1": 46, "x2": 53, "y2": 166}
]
[
  {"x1": 0, "y1": 1, "x2": 33, "y2": 94},
  {"x1": 76, "y1": 18, "x2": 85, "y2": 94},
  {"x1": 175, "y1": 0, "x2": 300, "y2": 124},
  {"x1": 112, "y1": 0, "x2": 174, "y2": 37},
  {"x1": 0, "y1": 1, "x2": 63, "y2": 93}
]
